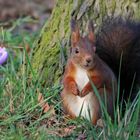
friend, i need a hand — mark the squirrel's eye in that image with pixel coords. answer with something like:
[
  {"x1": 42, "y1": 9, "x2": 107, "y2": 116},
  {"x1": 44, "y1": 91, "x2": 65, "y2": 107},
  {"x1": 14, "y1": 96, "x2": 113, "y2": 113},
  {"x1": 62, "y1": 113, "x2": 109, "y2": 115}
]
[{"x1": 75, "y1": 48, "x2": 79, "y2": 54}]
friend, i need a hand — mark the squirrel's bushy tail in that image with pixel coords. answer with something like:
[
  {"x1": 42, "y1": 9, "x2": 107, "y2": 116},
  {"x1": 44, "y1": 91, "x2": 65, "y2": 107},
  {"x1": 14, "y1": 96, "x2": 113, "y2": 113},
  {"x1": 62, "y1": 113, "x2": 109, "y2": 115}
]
[{"x1": 96, "y1": 18, "x2": 140, "y2": 101}]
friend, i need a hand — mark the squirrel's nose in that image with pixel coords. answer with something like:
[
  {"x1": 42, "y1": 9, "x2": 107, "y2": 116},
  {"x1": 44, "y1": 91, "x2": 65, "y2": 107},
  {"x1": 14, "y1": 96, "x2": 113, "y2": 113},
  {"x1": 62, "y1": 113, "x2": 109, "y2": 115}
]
[{"x1": 86, "y1": 58, "x2": 92, "y2": 63}]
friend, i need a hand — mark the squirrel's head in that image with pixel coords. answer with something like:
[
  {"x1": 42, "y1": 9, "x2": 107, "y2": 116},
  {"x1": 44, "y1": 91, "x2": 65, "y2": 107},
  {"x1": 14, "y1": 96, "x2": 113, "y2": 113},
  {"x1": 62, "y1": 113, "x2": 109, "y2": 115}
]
[{"x1": 70, "y1": 19, "x2": 96, "y2": 70}]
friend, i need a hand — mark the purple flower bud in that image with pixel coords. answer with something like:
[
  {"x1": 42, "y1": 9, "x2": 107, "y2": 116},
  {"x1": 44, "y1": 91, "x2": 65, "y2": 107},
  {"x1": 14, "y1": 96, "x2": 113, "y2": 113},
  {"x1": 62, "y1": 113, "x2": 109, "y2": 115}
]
[{"x1": 0, "y1": 47, "x2": 8, "y2": 65}]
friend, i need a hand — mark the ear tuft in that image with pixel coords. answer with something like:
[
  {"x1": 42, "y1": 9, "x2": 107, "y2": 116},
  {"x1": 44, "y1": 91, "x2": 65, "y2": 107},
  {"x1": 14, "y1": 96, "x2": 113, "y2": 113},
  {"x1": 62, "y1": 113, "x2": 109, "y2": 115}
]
[
  {"x1": 88, "y1": 20, "x2": 95, "y2": 43},
  {"x1": 88, "y1": 20, "x2": 94, "y2": 32},
  {"x1": 71, "y1": 18, "x2": 77, "y2": 32},
  {"x1": 71, "y1": 18, "x2": 80, "y2": 45},
  {"x1": 93, "y1": 46, "x2": 96, "y2": 52}
]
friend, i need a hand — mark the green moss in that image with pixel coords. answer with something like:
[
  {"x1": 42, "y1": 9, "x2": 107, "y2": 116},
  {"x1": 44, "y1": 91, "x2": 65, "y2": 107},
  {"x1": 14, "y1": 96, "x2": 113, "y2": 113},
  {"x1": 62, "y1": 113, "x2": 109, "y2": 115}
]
[{"x1": 30, "y1": 0, "x2": 73, "y2": 86}]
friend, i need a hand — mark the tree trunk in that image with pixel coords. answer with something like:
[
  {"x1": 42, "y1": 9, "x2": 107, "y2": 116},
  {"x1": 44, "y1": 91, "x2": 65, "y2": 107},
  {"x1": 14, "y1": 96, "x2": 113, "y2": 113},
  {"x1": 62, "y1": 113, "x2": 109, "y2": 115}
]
[{"x1": 30, "y1": 0, "x2": 140, "y2": 87}]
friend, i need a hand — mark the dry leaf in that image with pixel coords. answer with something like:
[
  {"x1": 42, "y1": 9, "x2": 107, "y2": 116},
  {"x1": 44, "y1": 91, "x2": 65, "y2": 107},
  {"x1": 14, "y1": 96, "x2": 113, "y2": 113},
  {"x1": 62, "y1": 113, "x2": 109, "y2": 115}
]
[
  {"x1": 0, "y1": 115, "x2": 7, "y2": 120},
  {"x1": 97, "y1": 118, "x2": 104, "y2": 128},
  {"x1": 76, "y1": 133, "x2": 87, "y2": 140},
  {"x1": 25, "y1": 44, "x2": 30, "y2": 54},
  {"x1": 19, "y1": 43, "x2": 30, "y2": 54},
  {"x1": 37, "y1": 91, "x2": 50, "y2": 113},
  {"x1": 46, "y1": 125, "x2": 76, "y2": 137},
  {"x1": 64, "y1": 125, "x2": 76, "y2": 135}
]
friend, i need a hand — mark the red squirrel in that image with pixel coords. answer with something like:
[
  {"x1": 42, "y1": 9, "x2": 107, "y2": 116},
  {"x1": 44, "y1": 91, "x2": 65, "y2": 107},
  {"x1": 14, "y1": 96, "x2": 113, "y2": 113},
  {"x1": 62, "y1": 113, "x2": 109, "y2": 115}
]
[{"x1": 61, "y1": 19, "x2": 117, "y2": 124}]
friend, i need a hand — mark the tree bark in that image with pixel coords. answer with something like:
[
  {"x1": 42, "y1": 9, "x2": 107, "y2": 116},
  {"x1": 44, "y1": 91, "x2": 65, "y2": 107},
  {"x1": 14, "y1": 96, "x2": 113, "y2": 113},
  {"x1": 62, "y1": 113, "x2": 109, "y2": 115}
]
[{"x1": 30, "y1": 0, "x2": 140, "y2": 87}]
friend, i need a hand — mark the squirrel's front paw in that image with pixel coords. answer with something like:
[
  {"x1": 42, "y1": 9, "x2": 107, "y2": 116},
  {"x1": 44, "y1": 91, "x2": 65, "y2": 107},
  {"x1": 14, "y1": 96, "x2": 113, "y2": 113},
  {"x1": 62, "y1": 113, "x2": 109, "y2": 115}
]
[
  {"x1": 69, "y1": 82, "x2": 79, "y2": 95},
  {"x1": 80, "y1": 88, "x2": 89, "y2": 97}
]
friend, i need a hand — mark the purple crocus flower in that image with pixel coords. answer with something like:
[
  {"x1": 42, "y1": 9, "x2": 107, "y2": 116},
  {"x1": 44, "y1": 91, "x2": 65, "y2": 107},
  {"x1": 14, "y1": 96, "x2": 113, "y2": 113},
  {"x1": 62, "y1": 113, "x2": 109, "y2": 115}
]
[{"x1": 0, "y1": 47, "x2": 8, "y2": 65}]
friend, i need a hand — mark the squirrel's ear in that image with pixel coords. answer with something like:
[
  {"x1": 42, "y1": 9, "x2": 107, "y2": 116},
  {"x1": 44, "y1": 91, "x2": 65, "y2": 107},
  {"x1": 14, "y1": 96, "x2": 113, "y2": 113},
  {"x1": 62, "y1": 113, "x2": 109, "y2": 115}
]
[
  {"x1": 88, "y1": 20, "x2": 95, "y2": 43},
  {"x1": 93, "y1": 46, "x2": 96, "y2": 52},
  {"x1": 71, "y1": 19, "x2": 80, "y2": 45}
]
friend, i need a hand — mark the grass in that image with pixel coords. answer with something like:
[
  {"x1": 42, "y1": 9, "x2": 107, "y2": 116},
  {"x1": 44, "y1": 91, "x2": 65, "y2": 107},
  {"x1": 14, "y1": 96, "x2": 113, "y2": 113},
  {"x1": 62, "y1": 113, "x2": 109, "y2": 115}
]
[{"x1": 0, "y1": 17, "x2": 140, "y2": 140}]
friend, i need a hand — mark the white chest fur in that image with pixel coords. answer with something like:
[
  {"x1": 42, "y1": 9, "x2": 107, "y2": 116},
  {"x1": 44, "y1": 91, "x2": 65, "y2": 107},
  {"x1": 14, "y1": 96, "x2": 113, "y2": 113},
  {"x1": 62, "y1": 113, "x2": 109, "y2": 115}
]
[
  {"x1": 75, "y1": 67, "x2": 89, "y2": 91},
  {"x1": 69, "y1": 67, "x2": 94, "y2": 120}
]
